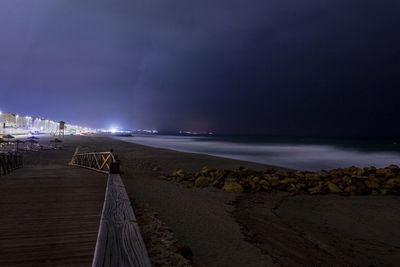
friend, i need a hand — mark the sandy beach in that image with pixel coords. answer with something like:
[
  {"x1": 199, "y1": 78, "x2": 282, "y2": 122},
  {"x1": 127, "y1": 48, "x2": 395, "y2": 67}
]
[{"x1": 19, "y1": 135, "x2": 400, "y2": 266}]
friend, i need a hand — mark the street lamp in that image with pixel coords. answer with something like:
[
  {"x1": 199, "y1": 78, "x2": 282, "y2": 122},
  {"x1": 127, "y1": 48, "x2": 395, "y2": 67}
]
[
  {"x1": 25, "y1": 116, "x2": 31, "y2": 130},
  {"x1": 0, "y1": 112, "x2": 2, "y2": 134}
]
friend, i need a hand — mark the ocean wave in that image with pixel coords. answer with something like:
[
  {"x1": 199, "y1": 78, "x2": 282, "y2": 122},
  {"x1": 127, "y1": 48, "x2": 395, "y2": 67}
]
[{"x1": 113, "y1": 135, "x2": 400, "y2": 171}]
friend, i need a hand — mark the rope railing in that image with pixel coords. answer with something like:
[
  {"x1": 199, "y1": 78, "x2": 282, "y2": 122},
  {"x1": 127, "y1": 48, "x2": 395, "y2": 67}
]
[{"x1": 0, "y1": 152, "x2": 23, "y2": 176}]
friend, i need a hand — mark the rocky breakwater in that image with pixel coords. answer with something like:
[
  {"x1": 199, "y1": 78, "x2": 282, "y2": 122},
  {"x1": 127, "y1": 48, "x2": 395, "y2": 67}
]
[{"x1": 158, "y1": 165, "x2": 400, "y2": 195}]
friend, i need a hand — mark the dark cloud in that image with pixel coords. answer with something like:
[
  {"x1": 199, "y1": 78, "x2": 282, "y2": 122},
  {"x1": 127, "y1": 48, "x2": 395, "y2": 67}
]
[{"x1": 0, "y1": 0, "x2": 399, "y2": 135}]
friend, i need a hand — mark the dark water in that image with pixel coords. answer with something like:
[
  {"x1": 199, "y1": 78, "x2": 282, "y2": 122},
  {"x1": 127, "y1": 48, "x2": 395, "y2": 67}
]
[{"x1": 113, "y1": 135, "x2": 400, "y2": 171}]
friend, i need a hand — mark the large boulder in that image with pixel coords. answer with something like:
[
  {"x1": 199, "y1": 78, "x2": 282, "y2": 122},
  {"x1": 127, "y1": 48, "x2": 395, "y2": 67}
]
[
  {"x1": 327, "y1": 182, "x2": 341, "y2": 193},
  {"x1": 384, "y1": 178, "x2": 400, "y2": 193},
  {"x1": 375, "y1": 168, "x2": 386, "y2": 178},
  {"x1": 384, "y1": 170, "x2": 396, "y2": 179},
  {"x1": 308, "y1": 183, "x2": 325, "y2": 194},
  {"x1": 293, "y1": 170, "x2": 305, "y2": 178},
  {"x1": 305, "y1": 173, "x2": 321, "y2": 187},
  {"x1": 342, "y1": 176, "x2": 352, "y2": 185},
  {"x1": 222, "y1": 180, "x2": 244, "y2": 193},
  {"x1": 365, "y1": 180, "x2": 380, "y2": 189},
  {"x1": 201, "y1": 166, "x2": 213, "y2": 175},
  {"x1": 195, "y1": 176, "x2": 210, "y2": 188},
  {"x1": 368, "y1": 174, "x2": 380, "y2": 183},
  {"x1": 264, "y1": 174, "x2": 280, "y2": 186},
  {"x1": 316, "y1": 171, "x2": 329, "y2": 179},
  {"x1": 365, "y1": 166, "x2": 377, "y2": 174},
  {"x1": 387, "y1": 164, "x2": 400, "y2": 173},
  {"x1": 275, "y1": 170, "x2": 289, "y2": 178},
  {"x1": 258, "y1": 179, "x2": 271, "y2": 192},
  {"x1": 305, "y1": 173, "x2": 321, "y2": 181},
  {"x1": 293, "y1": 171, "x2": 305, "y2": 182},
  {"x1": 344, "y1": 185, "x2": 357, "y2": 193},
  {"x1": 172, "y1": 169, "x2": 185, "y2": 178},
  {"x1": 249, "y1": 181, "x2": 261, "y2": 193},
  {"x1": 280, "y1": 178, "x2": 297, "y2": 185}
]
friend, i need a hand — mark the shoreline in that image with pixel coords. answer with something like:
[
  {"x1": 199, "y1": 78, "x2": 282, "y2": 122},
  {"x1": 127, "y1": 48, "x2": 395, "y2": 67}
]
[
  {"x1": 111, "y1": 135, "x2": 400, "y2": 171},
  {"x1": 16, "y1": 136, "x2": 400, "y2": 266}
]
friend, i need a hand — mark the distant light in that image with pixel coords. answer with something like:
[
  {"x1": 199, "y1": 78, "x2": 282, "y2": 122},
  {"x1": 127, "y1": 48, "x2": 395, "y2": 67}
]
[{"x1": 110, "y1": 128, "x2": 117, "y2": 133}]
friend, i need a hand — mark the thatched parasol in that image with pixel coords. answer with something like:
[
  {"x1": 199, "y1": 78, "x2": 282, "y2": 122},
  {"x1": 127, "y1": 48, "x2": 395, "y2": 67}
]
[{"x1": 4, "y1": 134, "x2": 14, "y2": 141}]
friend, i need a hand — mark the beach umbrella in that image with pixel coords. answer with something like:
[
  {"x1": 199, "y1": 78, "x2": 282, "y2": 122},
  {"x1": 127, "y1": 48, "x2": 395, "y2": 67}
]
[
  {"x1": 27, "y1": 136, "x2": 39, "y2": 140},
  {"x1": 4, "y1": 134, "x2": 14, "y2": 141},
  {"x1": 25, "y1": 139, "x2": 39, "y2": 150}
]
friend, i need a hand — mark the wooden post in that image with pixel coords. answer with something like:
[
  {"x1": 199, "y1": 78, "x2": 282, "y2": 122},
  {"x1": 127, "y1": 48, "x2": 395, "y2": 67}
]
[
  {"x1": 0, "y1": 152, "x2": 22, "y2": 176},
  {"x1": 92, "y1": 173, "x2": 151, "y2": 267}
]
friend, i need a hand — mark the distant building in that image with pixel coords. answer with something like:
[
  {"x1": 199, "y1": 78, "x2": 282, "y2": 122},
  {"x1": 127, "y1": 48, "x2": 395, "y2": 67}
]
[{"x1": 2, "y1": 113, "x2": 17, "y2": 128}]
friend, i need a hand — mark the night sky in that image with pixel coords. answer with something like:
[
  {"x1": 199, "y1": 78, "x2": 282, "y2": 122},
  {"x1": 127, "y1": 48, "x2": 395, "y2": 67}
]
[{"x1": 0, "y1": 0, "x2": 399, "y2": 136}]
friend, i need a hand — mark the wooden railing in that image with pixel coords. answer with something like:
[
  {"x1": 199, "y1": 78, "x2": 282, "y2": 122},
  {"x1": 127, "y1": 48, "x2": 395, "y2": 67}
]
[
  {"x1": 69, "y1": 148, "x2": 151, "y2": 267},
  {"x1": 70, "y1": 151, "x2": 116, "y2": 174},
  {"x1": 0, "y1": 152, "x2": 23, "y2": 176}
]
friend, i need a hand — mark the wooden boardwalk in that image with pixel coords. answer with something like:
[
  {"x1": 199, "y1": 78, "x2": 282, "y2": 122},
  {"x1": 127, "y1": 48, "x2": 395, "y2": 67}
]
[{"x1": 0, "y1": 165, "x2": 107, "y2": 266}]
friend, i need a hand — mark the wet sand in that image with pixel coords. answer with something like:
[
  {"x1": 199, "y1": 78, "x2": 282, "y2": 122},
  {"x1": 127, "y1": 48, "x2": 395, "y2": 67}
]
[{"x1": 20, "y1": 135, "x2": 400, "y2": 266}]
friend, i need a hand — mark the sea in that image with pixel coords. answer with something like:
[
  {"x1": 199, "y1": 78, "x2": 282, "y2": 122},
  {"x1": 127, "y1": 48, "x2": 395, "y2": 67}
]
[{"x1": 112, "y1": 134, "x2": 400, "y2": 171}]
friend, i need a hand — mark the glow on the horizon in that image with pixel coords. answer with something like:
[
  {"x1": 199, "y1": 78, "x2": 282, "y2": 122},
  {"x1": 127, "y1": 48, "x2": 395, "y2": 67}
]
[{"x1": 110, "y1": 128, "x2": 117, "y2": 133}]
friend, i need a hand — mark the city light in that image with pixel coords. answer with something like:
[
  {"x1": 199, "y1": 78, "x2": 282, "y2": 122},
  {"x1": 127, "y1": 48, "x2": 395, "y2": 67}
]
[{"x1": 0, "y1": 111, "x2": 99, "y2": 135}]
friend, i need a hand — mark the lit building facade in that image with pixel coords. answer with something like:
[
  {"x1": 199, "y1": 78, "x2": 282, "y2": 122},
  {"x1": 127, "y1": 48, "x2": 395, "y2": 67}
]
[{"x1": 0, "y1": 111, "x2": 97, "y2": 135}]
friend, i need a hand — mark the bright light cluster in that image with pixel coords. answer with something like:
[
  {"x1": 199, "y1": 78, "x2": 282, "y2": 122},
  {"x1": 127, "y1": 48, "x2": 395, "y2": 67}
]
[{"x1": 0, "y1": 111, "x2": 99, "y2": 135}]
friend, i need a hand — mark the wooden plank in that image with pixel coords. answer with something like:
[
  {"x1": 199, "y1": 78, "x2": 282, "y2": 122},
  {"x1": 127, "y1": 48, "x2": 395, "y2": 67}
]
[
  {"x1": 92, "y1": 174, "x2": 151, "y2": 267},
  {"x1": 0, "y1": 166, "x2": 107, "y2": 266}
]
